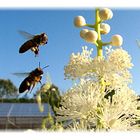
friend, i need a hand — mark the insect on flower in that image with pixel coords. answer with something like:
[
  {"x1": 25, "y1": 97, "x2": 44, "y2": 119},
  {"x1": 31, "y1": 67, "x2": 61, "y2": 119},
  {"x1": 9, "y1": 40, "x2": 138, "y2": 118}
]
[
  {"x1": 18, "y1": 31, "x2": 48, "y2": 56},
  {"x1": 13, "y1": 63, "x2": 49, "y2": 94}
]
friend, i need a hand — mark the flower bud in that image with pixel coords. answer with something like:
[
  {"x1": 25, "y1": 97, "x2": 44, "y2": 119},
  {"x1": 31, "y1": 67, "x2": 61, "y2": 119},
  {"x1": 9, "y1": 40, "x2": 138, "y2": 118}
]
[
  {"x1": 99, "y1": 8, "x2": 113, "y2": 20},
  {"x1": 111, "y1": 34, "x2": 123, "y2": 47},
  {"x1": 74, "y1": 16, "x2": 86, "y2": 27},
  {"x1": 109, "y1": 10, "x2": 113, "y2": 19},
  {"x1": 80, "y1": 29, "x2": 89, "y2": 39},
  {"x1": 36, "y1": 94, "x2": 41, "y2": 103},
  {"x1": 100, "y1": 23, "x2": 110, "y2": 34},
  {"x1": 36, "y1": 94, "x2": 44, "y2": 112},
  {"x1": 84, "y1": 30, "x2": 98, "y2": 43}
]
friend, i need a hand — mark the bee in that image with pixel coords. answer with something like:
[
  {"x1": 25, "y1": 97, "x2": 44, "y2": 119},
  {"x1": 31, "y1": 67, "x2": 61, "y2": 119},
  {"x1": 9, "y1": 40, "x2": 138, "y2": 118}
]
[
  {"x1": 13, "y1": 64, "x2": 49, "y2": 93},
  {"x1": 19, "y1": 31, "x2": 48, "y2": 56}
]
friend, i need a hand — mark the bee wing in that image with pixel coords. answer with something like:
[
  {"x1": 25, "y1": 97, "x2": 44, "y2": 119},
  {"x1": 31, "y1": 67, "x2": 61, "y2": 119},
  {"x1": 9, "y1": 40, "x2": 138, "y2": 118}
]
[
  {"x1": 18, "y1": 30, "x2": 35, "y2": 40},
  {"x1": 13, "y1": 72, "x2": 30, "y2": 78},
  {"x1": 136, "y1": 39, "x2": 140, "y2": 48}
]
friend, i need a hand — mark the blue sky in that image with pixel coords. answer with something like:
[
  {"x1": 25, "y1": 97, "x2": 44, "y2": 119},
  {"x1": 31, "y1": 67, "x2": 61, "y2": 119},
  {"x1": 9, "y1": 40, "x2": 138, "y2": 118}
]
[{"x1": 0, "y1": 9, "x2": 140, "y2": 96}]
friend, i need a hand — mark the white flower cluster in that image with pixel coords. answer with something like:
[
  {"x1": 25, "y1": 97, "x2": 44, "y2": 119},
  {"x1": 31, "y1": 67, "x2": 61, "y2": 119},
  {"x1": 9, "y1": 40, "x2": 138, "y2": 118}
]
[
  {"x1": 64, "y1": 46, "x2": 133, "y2": 91},
  {"x1": 104, "y1": 47, "x2": 133, "y2": 90},
  {"x1": 56, "y1": 80, "x2": 139, "y2": 131},
  {"x1": 100, "y1": 86, "x2": 139, "y2": 131},
  {"x1": 108, "y1": 48, "x2": 133, "y2": 70},
  {"x1": 56, "y1": 81, "x2": 103, "y2": 122},
  {"x1": 57, "y1": 46, "x2": 140, "y2": 131},
  {"x1": 64, "y1": 46, "x2": 93, "y2": 79}
]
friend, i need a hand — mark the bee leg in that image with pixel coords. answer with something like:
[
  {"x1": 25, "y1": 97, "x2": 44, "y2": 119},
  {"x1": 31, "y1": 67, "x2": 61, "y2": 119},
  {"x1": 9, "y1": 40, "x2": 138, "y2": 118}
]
[
  {"x1": 29, "y1": 83, "x2": 36, "y2": 93},
  {"x1": 35, "y1": 53, "x2": 39, "y2": 57},
  {"x1": 24, "y1": 90, "x2": 30, "y2": 98},
  {"x1": 35, "y1": 47, "x2": 39, "y2": 57},
  {"x1": 39, "y1": 80, "x2": 42, "y2": 86},
  {"x1": 25, "y1": 92, "x2": 28, "y2": 98}
]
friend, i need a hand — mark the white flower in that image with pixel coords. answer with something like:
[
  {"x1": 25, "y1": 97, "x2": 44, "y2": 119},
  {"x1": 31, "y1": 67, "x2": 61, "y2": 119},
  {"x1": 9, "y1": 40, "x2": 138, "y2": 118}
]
[
  {"x1": 65, "y1": 46, "x2": 133, "y2": 90},
  {"x1": 56, "y1": 80, "x2": 139, "y2": 131},
  {"x1": 105, "y1": 45, "x2": 113, "y2": 55},
  {"x1": 56, "y1": 81, "x2": 103, "y2": 123},
  {"x1": 80, "y1": 29, "x2": 89, "y2": 39},
  {"x1": 99, "y1": 8, "x2": 113, "y2": 20},
  {"x1": 64, "y1": 46, "x2": 93, "y2": 79},
  {"x1": 84, "y1": 30, "x2": 98, "y2": 43},
  {"x1": 111, "y1": 34, "x2": 123, "y2": 47},
  {"x1": 100, "y1": 23, "x2": 110, "y2": 34},
  {"x1": 59, "y1": 45, "x2": 140, "y2": 131},
  {"x1": 108, "y1": 48, "x2": 133, "y2": 70},
  {"x1": 101, "y1": 86, "x2": 139, "y2": 130},
  {"x1": 74, "y1": 16, "x2": 86, "y2": 27}
]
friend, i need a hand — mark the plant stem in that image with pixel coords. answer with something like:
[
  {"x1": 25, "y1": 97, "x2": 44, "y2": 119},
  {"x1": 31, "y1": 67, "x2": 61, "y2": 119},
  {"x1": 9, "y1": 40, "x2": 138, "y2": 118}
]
[
  {"x1": 97, "y1": 47, "x2": 103, "y2": 57},
  {"x1": 85, "y1": 24, "x2": 95, "y2": 28},
  {"x1": 94, "y1": 8, "x2": 106, "y2": 94},
  {"x1": 95, "y1": 8, "x2": 103, "y2": 58}
]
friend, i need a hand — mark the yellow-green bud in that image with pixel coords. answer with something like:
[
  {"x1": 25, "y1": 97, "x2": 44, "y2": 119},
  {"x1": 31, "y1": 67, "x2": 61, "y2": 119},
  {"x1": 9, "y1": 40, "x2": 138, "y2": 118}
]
[
  {"x1": 74, "y1": 16, "x2": 86, "y2": 27},
  {"x1": 84, "y1": 30, "x2": 98, "y2": 43},
  {"x1": 41, "y1": 83, "x2": 51, "y2": 92},
  {"x1": 99, "y1": 8, "x2": 113, "y2": 20},
  {"x1": 100, "y1": 23, "x2": 110, "y2": 34},
  {"x1": 80, "y1": 29, "x2": 89, "y2": 39},
  {"x1": 111, "y1": 34, "x2": 123, "y2": 47},
  {"x1": 36, "y1": 94, "x2": 41, "y2": 103}
]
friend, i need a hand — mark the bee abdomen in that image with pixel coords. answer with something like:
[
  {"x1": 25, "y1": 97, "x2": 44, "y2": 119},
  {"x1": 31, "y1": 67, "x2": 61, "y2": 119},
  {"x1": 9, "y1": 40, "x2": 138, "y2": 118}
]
[
  {"x1": 19, "y1": 77, "x2": 32, "y2": 93},
  {"x1": 19, "y1": 40, "x2": 37, "y2": 53}
]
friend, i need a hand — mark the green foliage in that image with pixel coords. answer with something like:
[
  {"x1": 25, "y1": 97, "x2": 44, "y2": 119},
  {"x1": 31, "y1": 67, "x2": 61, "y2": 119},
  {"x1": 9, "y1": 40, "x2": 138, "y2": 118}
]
[
  {"x1": 0, "y1": 79, "x2": 18, "y2": 98},
  {"x1": 36, "y1": 84, "x2": 62, "y2": 130},
  {"x1": 41, "y1": 114, "x2": 54, "y2": 130},
  {"x1": 40, "y1": 84, "x2": 61, "y2": 115},
  {"x1": 0, "y1": 98, "x2": 36, "y2": 103}
]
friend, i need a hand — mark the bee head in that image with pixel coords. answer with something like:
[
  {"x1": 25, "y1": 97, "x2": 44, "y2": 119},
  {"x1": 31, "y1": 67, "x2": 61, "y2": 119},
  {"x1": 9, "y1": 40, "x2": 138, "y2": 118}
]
[
  {"x1": 41, "y1": 33, "x2": 48, "y2": 45},
  {"x1": 33, "y1": 64, "x2": 49, "y2": 76},
  {"x1": 34, "y1": 68, "x2": 43, "y2": 76}
]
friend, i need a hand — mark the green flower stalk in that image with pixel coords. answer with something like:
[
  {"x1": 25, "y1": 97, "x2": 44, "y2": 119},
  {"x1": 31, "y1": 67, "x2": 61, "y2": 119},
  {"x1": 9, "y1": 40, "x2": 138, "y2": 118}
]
[
  {"x1": 95, "y1": 8, "x2": 103, "y2": 57},
  {"x1": 74, "y1": 8, "x2": 123, "y2": 57}
]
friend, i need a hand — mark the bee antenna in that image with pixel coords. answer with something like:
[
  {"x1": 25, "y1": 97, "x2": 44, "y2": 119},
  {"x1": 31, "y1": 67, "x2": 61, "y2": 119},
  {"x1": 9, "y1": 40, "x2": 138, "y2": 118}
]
[
  {"x1": 42, "y1": 65, "x2": 49, "y2": 70},
  {"x1": 39, "y1": 62, "x2": 41, "y2": 68}
]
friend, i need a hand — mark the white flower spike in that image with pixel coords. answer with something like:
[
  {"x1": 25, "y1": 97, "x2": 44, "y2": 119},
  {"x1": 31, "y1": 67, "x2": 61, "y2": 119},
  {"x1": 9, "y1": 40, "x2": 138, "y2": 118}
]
[{"x1": 74, "y1": 16, "x2": 86, "y2": 27}]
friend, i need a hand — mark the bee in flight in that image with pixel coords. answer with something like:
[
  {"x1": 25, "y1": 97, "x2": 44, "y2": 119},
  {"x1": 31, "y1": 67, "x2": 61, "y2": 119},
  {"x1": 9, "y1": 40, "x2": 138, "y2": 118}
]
[
  {"x1": 13, "y1": 64, "x2": 49, "y2": 93},
  {"x1": 18, "y1": 31, "x2": 48, "y2": 56}
]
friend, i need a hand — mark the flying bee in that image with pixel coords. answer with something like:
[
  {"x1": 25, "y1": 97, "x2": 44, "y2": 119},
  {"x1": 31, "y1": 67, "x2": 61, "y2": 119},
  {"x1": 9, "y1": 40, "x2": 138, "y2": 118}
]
[
  {"x1": 18, "y1": 31, "x2": 48, "y2": 56},
  {"x1": 13, "y1": 64, "x2": 49, "y2": 93}
]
